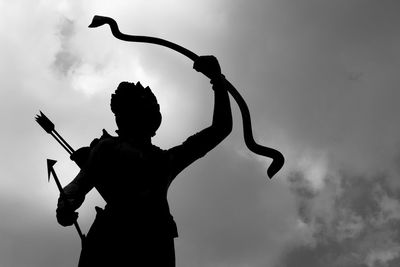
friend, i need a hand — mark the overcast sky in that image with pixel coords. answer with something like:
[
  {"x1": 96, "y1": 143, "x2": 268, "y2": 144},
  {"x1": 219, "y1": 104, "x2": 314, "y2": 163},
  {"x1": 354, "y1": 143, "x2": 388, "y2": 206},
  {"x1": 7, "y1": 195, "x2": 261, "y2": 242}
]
[{"x1": 1, "y1": 0, "x2": 400, "y2": 266}]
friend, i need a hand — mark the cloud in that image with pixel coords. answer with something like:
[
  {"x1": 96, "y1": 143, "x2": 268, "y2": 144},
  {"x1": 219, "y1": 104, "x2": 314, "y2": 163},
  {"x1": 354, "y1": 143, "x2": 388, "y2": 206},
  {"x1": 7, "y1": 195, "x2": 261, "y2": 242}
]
[
  {"x1": 228, "y1": 0, "x2": 400, "y2": 176},
  {"x1": 281, "y1": 170, "x2": 400, "y2": 267},
  {"x1": 2, "y1": 0, "x2": 400, "y2": 267},
  {"x1": 52, "y1": 17, "x2": 81, "y2": 77}
]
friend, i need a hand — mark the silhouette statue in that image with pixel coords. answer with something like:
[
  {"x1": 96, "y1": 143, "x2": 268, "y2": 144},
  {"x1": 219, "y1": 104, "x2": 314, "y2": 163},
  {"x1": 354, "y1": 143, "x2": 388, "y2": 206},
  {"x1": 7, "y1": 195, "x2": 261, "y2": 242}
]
[{"x1": 56, "y1": 55, "x2": 233, "y2": 266}]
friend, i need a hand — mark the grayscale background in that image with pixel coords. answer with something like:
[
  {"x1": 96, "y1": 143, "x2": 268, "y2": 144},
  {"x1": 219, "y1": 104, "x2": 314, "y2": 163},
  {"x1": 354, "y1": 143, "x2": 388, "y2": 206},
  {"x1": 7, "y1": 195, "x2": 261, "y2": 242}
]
[{"x1": 1, "y1": 0, "x2": 400, "y2": 266}]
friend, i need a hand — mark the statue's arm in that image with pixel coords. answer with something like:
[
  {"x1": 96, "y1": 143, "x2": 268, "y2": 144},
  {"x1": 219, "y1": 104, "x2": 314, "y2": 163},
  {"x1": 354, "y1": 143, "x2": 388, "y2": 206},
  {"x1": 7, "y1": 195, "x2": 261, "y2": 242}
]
[
  {"x1": 58, "y1": 169, "x2": 93, "y2": 209},
  {"x1": 55, "y1": 168, "x2": 93, "y2": 227},
  {"x1": 166, "y1": 56, "x2": 232, "y2": 178},
  {"x1": 56, "y1": 130, "x2": 111, "y2": 220},
  {"x1": 192, "y1": 55, "x2": 233, "y2": 145},
  {"x1": 207, "y1": 74, "x2": 233, "y2": 142},
  {"x1": 55, "y1": 144, "x2": 102, "y2": 227},
  {"x1": 186, "y1": 74, "x2": 233, "y2": 153}
]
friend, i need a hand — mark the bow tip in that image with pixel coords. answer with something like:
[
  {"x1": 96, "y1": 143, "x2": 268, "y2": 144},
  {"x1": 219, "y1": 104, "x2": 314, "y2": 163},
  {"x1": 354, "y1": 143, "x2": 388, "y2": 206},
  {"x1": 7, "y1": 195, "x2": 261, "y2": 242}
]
[
  {"x1": 88, "y1": 15, "x2": 110, "y2": 28},
  {"x1": 266, "y1": 153, "x2": 285, "y2": 179}
]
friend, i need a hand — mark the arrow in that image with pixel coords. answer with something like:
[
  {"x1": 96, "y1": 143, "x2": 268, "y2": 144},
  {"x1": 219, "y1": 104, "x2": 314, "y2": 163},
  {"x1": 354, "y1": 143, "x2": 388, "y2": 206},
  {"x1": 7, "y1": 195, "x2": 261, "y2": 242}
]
[
  {"x1": 36, "y1": 111, "x2": 75, "y2": 155},
  {"x1": 47, "y1": 159, "x2": 85, "y2": 243}
]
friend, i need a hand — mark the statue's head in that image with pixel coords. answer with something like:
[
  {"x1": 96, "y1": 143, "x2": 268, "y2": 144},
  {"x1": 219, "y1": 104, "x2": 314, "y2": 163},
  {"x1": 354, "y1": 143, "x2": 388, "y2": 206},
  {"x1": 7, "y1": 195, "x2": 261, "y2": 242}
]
[{"x1": 110, "y1": 81, "x2": 161, "y2": 138}]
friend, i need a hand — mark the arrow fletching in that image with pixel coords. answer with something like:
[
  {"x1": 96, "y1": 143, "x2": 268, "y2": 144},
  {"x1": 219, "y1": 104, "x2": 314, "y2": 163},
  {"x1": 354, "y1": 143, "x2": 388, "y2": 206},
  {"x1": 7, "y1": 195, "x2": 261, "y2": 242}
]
[
  {"x1": 35, "y1": 111, "x2": 75, "y2": 155},
  {"x1": 35, "y1": 111, "x2": 55, "y2": 133}
]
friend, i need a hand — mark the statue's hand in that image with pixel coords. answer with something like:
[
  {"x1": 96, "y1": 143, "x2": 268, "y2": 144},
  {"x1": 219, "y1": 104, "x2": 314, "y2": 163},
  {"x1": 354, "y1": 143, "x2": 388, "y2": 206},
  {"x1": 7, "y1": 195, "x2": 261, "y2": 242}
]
[
  {"x1": 193, "y1": 55, "x2": 222, "y2": 81},
  {"x1": 56, "y1": 205, "x2": 79, "y2": 227},
  {"x1": 70, "y1": 146, "x2": 90, "y2": 168}
]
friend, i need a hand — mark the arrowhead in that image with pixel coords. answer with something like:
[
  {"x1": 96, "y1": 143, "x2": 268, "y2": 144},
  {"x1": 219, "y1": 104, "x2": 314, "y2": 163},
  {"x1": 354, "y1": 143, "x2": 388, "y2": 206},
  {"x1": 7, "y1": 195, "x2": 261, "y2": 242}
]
[{"x1": 47, "y1": 159, "x2": 57, "y2": 182}]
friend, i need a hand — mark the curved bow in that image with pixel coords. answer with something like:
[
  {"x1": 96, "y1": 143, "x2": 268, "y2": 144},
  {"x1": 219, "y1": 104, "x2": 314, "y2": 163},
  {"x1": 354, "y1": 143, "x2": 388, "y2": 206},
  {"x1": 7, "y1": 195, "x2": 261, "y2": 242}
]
[{"x1": 89, "y1": 15, "x2": 284, "y2": 178}]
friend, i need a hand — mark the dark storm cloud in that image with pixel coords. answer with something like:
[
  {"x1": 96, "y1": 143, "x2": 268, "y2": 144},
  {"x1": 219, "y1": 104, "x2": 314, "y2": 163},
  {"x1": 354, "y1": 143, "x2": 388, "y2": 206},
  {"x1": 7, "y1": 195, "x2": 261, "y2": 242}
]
[
  {"x1": 223, "y1": 0, "x2": 400, "y2": 175},
  {"x1": 282, "y1": 171, "x2": 400, "y2": 267}
]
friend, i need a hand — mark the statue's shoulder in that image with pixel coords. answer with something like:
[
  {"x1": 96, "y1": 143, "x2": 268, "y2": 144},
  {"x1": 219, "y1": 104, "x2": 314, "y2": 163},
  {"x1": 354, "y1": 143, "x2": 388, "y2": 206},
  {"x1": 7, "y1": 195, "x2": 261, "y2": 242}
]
[
  {"x1": 149, "y1": 143, "x2": 168, "y2": 155},
  {"x1": 90, "y1": 129, "x2": 118, "y2": 151}
]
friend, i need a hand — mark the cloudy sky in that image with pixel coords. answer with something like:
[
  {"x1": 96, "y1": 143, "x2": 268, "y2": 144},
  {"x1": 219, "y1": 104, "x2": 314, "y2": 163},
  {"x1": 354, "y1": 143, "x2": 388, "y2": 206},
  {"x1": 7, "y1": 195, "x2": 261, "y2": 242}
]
[{"x1": 1, "y1": 0, "x2": 400, "y2": 266}]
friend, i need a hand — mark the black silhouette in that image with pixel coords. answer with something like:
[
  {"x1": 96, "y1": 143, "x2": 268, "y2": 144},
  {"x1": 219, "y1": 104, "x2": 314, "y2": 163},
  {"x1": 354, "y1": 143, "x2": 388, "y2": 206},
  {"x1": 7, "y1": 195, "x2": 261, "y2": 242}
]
[
  {"x1": 89, "y1": 15, "x2": 284, "y2": 179},
  {"x1": 56, "y1": 56, "x2": 232, "y2": 266}
]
